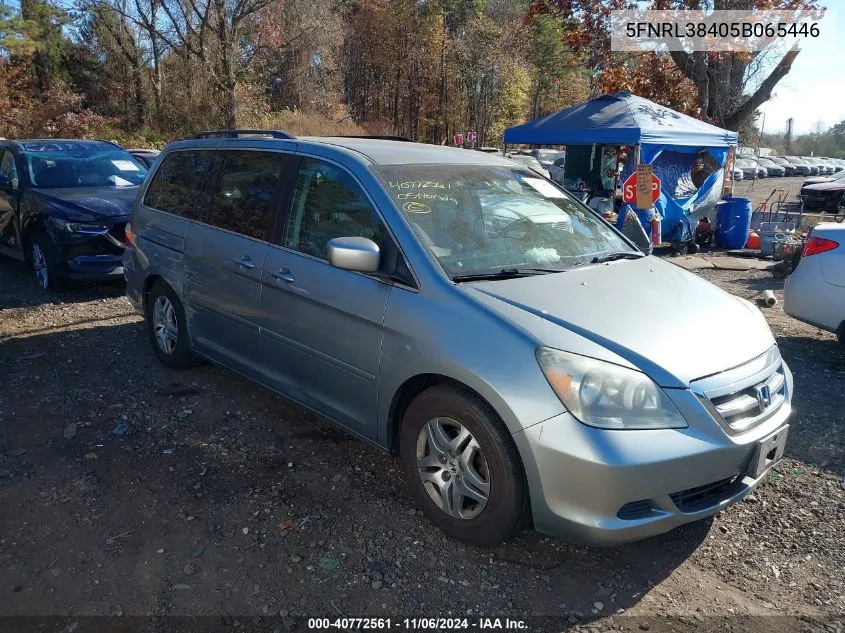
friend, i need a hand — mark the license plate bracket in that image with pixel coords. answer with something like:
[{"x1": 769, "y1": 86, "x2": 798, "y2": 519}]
[{"x1": 751, "y1": 425, "x2": 789, "y2": 479}]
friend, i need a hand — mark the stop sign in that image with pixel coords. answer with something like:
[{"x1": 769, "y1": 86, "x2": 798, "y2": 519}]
[{"x1": 622, "y1": 170, "x2": 661, "y2": 208}]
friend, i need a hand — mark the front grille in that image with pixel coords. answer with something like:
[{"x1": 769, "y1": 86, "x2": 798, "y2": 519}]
[
  {"x1": 616, "y1": 500, "x2": 653, "y2": 520},
  {"x1": 708, "y1": 365, "x2": 786, "y2": 433},
  {"x1": 692, "y1": 347, "x2": 787, "y2": 436},
  {"x1": 670, "y1": 475, "x2": 744, "y2": 513}
]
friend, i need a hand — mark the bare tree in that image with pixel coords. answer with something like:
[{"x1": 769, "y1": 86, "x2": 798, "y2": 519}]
[
  {"x1": 86, "y1": 0, "x2": 273, "y2": 127},
  {"x1": 666, "y1": 0, "x2": 814, "y2": 131}
]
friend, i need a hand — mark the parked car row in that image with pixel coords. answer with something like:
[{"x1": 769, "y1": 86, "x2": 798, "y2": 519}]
[
  {"x1": 0, "y1": 130, "x2": 795, "y2": 547},
  {"x1": 800, "y1": 168, "x2": 845, "y2": 219},
  {"x1": 734, "y1": 154, "x2": 845, "y2": 180}
]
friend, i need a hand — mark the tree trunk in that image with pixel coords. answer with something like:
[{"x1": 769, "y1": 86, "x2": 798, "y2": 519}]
[{"x1": 133, "y1": 61, "x2": 146, "y2": 126}]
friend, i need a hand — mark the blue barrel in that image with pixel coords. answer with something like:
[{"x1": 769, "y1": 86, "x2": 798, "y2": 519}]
[{"x1": 715, "y1": 197, "x2": 752, "y2": 249}]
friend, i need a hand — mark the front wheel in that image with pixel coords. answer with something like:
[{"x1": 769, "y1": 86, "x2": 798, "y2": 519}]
[
  {"x1": 29, "y1": 232, "x2": 63, "y2": 290},
  {"x1": 399, "y1": 383, "x2": 528, "y2": 545},
  {"x1": 834, "y1": 194, "x2": 845, "y2": 223}
]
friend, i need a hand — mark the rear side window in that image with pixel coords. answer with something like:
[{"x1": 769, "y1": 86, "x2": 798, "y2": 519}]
[
  {"x1": 143, "y1": 150, "x2": 223, "y2": 219},
  {"x1": 207, "y1": 151, "x2": 287, "y2": 240}
]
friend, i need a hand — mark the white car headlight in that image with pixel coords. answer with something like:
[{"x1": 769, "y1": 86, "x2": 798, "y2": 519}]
[{"x1": 536, "y1": 348, "x2": 687, "y2": 430}]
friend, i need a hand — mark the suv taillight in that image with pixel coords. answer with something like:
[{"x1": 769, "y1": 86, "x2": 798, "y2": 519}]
[
  {"x1": 125, "y1": 222, "x2": 136, "y2": 246},
  {"x1": 803, "y1": 235, "x2": 839, "y2": 257}
]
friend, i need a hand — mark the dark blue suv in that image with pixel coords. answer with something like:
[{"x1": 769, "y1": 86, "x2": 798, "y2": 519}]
[{"x1": 0, "y1": 139, "x2": 148, "y2": 289}]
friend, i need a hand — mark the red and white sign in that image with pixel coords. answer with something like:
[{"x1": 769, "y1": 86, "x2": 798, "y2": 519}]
[
  {"x1": 467, "y1": 130, "x2": 477, "y2": 143},
  {"x1": 622, "y1": 168, "x2": 661, "y2": 208},
  {"x1": 454, "y1": 133, "x2": 464, "y2": 146}
]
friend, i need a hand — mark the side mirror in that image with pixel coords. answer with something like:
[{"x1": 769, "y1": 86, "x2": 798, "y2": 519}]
[
  {"x1": 0, "y1": 174, "x2": 14, "y2": 191},
  {"x1": 327, "y1": 236, "x2": 380, "y2": 273}
]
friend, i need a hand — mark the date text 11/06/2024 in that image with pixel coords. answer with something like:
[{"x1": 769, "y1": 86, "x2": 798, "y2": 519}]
[{"x1": 307, "y1": 618, "x2": 528, "y2": 630}]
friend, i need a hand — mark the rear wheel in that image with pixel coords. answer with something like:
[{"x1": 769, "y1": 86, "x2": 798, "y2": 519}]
[
  {"x1": 399, "y1": 383, "x2": 528, "y2": 545},
  {"x1": 146, "y1": 281, "x2": 199, "y2": 368}
]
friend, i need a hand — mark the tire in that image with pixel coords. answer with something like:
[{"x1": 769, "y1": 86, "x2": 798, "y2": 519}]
[
  {"x1": 399, "y1": 383, "x2": 528, "y2": 545},
  {"x1": 28, "y1": 232, "x2": 64, "y2": 291},
  {"x1": 834, "y1": 195, "x2": 845, "y2": 223},
  {"x1": 145, "y1": 281, "x2": 199, "y2": 368}
]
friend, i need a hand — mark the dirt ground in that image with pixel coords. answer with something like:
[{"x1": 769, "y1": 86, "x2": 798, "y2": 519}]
[
  {"x1": 0, "y1": 255, "x2": 843, "y2": 633},
  {"x1": 732, "y1": 175, "x2": 805, "y2": 210}
]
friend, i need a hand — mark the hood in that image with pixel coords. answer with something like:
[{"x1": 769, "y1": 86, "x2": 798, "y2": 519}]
[
  {"x1": 35, "y1": 186, "x2": 137, "y2": 221},
  {"x1": 464, "y1": 256, "x2": 774, "y2": 387},
  {"x1": 803, "y1": 176, "x2": 833, "y2": 186},
  {"x1": 804, "y1": 181, "x2": 845, "y2": 192}
]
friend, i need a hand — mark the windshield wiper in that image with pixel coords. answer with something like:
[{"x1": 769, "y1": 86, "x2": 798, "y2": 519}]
[
  {"x1": 591, "y1": 251, "x2": 645, "y2": 264},
  {"x1": 452, "y1": 267, "x2": 557, "y2": 282}
]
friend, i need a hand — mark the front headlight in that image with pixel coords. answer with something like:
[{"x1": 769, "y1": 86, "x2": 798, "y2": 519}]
[
  {"x1": 52, "y1": 217, "x2": 108, "y2": 234},
  {"x1": 536, "y1": 348, "x2": 687, "y2": 430}
]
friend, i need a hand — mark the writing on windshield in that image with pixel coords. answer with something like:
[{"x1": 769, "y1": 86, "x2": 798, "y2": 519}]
[{"x1": 376, "y1": 164, "x2": 630, "y2": 277}]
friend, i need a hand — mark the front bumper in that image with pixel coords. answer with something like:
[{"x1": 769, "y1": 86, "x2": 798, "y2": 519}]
[
  {"x1": 50, "y1": 220, "x2": 128, "y2": 281},
  {"x1": 515, "y1": 359, "x2": 793, "y2": 546}
]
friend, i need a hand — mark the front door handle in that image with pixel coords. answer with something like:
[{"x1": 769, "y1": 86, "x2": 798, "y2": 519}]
[
  {"x1": 233, "y1": 255, "x2": 255, "y2": 270},
  {"x1": 271, "y1": 268, "x2": 295, "y2": 283}
]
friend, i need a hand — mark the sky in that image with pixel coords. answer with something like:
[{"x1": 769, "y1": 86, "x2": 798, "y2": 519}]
[{"x1": 757, "y1": 8, "x2": 844, "y2": 136}]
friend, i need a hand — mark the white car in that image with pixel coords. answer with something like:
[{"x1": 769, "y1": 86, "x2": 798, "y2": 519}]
[
  {"x1": 507, "y1": 153, "x2": 552, "y2": 179},
  {"x1": 784, "y1": 223, "x2": 845, "y2": 343}
]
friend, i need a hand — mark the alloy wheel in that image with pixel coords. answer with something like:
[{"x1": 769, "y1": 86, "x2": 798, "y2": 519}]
[
  {"x1": 152, "y1": 295, "x2": 178, "y2": 354},
  {"x1": 416, "y1": 417, "x2": 490, "y2": 519},
  {"x1": 31, "y1": 243, "x2": 49, "y2": 289}
]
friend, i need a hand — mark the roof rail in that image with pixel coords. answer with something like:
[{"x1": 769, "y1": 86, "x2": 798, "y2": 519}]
[
  {"x1": 191, "y1": 129, "x2": 295, "y2": 140},
  {"x1": 339, "y1": 135, "x2": 414, "y2": 142}
]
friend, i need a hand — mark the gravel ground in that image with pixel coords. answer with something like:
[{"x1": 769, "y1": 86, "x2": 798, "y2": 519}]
[{"x1": 0, "y1": 256, "x2": 843, "y2": 632}]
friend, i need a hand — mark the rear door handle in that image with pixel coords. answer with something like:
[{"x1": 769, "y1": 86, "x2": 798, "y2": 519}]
[
  {"x1": 233, "y1": 255, "x2": 255, "y2": 270},
  {"x1": 271, "y1": 268, "x2": 295, "y2": 283}
]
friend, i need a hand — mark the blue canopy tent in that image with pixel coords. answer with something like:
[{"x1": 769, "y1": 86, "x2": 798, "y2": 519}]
[{"x1": 503, "y1": 92, "x2": 738, "y2": 242}]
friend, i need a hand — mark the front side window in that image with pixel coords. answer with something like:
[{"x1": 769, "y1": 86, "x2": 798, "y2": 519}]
[
  {"x1": 23, "y1": 145, "x2": 147, "y2": 188},
  {"x1": 207, "y1": 151, "x2": 287, "y2": 240},
  {"x1": 374, "y1": 164, "x2": 634, "y2": 278},
  {"x1": 0, "y1": 151, "x2": 18, "y2": 188},
  {"x1": 284, "y1": 158, "x2": 385, "y2": 259},
  {"x1": 143, "y1": 150, "x2": 223, "y2": 220}
]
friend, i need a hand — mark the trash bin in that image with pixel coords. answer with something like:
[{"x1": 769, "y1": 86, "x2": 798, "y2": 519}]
[{"x1": 715, "y1": 197, "x2": 753, "y2": 250}]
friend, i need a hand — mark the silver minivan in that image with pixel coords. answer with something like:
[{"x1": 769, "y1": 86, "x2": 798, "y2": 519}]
[{"x1": 124, "y1": 131, "x2": 793, "y2": 546}]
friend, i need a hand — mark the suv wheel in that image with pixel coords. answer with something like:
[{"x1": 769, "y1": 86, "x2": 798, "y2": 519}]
[
  {"x1": 146, "y1": 281, "x2": 199, "y2": 368},
  {"x1": 29, "y1": 232, "x2": 63, "y2": 290},
  {"x1": 399, "y1": 383, "x2": 528, "y2": 545}
]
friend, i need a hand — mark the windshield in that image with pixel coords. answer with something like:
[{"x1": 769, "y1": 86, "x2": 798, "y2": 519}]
[
  {"x1": 24, "y1": 146, "x2": 148, "y2": 188},
  {"x1": 375, "y1": 164, "x2": 635, "y2": 278}
]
